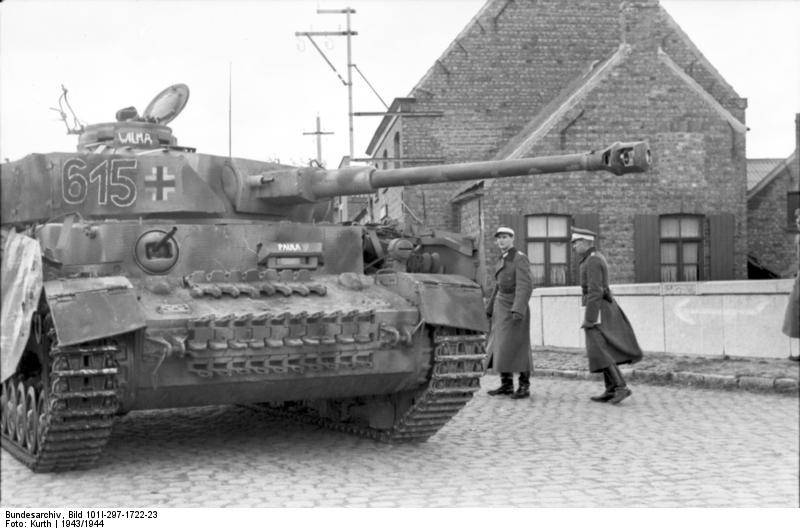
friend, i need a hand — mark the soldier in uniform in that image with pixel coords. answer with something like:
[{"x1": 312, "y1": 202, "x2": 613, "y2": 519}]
[
  {"x1": 485, "y1": 226, "x2": 534, "y2": 399},
  {"x1": 571, "y1": 227, "x2": 642, "y2": 404},
  {"x1": 783, "y1": 208, "x2": 800, "y2": 351}
]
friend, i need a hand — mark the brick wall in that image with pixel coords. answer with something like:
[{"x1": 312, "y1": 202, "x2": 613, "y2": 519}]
[
  {"x1": 748, "y1": 167, "x2": 798, "y2": 277},
  {"x1": 747, "y1": 114, "x2": 800, "y2": 277},
  {"x1": 367, "y1": 0, "x2": 749, "y2": 285},
  {"x1": 464, "y1": 41, "x2": 747, "y2": 287}
]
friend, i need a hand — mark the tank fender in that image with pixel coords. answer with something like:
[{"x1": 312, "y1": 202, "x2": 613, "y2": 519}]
[
  {"x1": 1, "y1": 229, "x2": 44, "y2": 383},
  {"x1": 44, "y1": 276, "x2": 145, "y2": 348},
  {"x1": 376, "y1": 271, "x2": 488, "y2": 333}
]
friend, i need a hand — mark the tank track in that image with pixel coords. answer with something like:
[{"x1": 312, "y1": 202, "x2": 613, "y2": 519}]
[
  {"x1": 1, "y1": 341, "x2": 120, "y2": 472},
  {"x1": 257, "y1": 326, "x2": 485, "y2": 442}
]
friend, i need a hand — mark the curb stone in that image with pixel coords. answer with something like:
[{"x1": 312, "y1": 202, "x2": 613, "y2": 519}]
[
  {"x1": 737, "y1": 375, "x2": 776, "y2": 391},
  {"x1": 532, "y1": 368, "x2": 798, "y2": 395},
  {"x1": 774, "y1": 378, "x2": 800, "y2": 392},
  {"x1": 632, "y1": 370, "x2": 672, "y2": 384},
  {"x1": 673, "y1": 371, "x2": 706, "y2": 386},
  {"x1": 699, "y1": 373, "x2": 738, "y2": 390}
]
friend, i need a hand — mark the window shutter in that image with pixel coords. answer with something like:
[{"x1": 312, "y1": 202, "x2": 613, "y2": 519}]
[
  {"x1": 634, "y1": 214, "x2": 660, "y2": 283},
  {"x1": 499, "y1": 213, "x2": 526, "y2": 244},
  {"x1": 788, "y1": 191, "x2": 800, "y2": 228},
  {"x1": 709, "y1": 213, "x2": 735, "y2": 280}
]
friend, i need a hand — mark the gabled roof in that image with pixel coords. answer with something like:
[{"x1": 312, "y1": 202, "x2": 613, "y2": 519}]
[
  {"x1": 451, "y1": 45, "x2": 630, "y2": 201},
  {"x1": 659, "y1": 6, "x2": 741, "y2": 104},
  {"x1": 747, "y1": 151, "x2": 798, "y2": 201},
  {"x1": 656, "y1": 47, "x2": 747, "y2": 134},
  {"x1": 451, "y1": 45, "x2": 747, "y2": 201},
  {"x1": 408, "y1": 0, "x2": 495, "y2": 97},
  {"x1": 747, "y1": 158, "x2": 785, "y2": 191},
  {"x1": 365, "y1": 98, "x2": 416, "y2": 156},
  {"x1": 495, "y1": 44, "x2": 631, "y2": 160}
]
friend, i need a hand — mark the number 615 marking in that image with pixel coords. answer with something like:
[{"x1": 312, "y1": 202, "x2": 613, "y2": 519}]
[{"x1": 62, "y1": 158, "x2": 138, "y2": 207}]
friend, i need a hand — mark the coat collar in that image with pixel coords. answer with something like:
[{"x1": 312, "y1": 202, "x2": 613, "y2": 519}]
[
  {"x1": 495, "y1": 247, "x2": 516, "y2": 274},
  {"x1": 578, "y1": 246, "x2": 597, "y2": 264}
]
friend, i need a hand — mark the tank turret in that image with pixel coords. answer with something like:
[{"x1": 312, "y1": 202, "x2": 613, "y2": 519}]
[{"x1": 1, "y1": 84, "x2": 651, "y2": 472}]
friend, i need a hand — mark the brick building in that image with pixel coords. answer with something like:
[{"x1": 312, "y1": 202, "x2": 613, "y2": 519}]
[
  {"x1": 746, "y1": 114, "x2": 800, "y2": 278},
  {"x1": 364, "y1": 0, "x2": 748, "y2": 290}
]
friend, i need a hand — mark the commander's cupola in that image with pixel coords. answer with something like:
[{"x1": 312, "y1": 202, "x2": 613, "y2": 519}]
[{"x1": 77, "y1": 83, "x2": 192, "y2": 152}]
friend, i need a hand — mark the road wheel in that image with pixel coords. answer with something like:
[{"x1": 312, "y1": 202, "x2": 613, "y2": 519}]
[
  {"x1": 0, "y1": 380, "x2": 9, "y2": 435},
  {"x1": 24, "y1": 385, "x2": 39, "y2": 453},
  {"x1": 15, "y1": 382, "x2": 27, "y2": 445}
]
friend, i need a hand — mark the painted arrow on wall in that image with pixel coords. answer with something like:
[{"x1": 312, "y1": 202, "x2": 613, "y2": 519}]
[{"x1": 673, "y1": 298, "x2": 771, "y2": 325}]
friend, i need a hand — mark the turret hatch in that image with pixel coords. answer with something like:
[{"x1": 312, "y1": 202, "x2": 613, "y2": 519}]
[{"x1": 143, "y1": 83, "x2": 189, "y2": 125}]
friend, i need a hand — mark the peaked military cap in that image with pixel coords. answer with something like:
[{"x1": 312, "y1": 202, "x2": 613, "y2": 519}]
[
  {"x1": 494, "y1": 226, "x2": 515, "y2": 238},
  {"x1": 571, "y1": 227, "x2": 597, "y2": 242}
]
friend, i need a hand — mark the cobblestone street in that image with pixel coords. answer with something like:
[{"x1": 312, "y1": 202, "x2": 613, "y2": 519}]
[{"x1": 2, "y1": 376, "x2": 797, "y2": 508}]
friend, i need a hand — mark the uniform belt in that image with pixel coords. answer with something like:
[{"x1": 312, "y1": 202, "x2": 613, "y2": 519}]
[{"x1": 499, "y1": 288, "x2": 515, "y2": 294}]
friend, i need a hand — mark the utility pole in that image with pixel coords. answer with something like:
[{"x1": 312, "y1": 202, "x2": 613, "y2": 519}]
[
  {"x1": 344, "y1": 8, "x2": 354, "y2": 160},
  {"x1": 296, "y1": 7, "x2": 388, "y2": 223},
  {"x1": 295, "y1": 7, "x2": 357, "y2": 160},
  {"x1": 228, "y1": 61, "x2": 232, "y2": 158},
  {"x1": 302, "y1": 115, "x2": 334, "y2": 165}
]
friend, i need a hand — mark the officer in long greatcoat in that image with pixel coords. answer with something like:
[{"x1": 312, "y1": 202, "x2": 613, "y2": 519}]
[
  {"x1": 485, "y1": 226, "x2": 534, "y2": 399},
  {"x1": 782, "y1": 208, "x2": 799, "y2": 344},
  {"x1": 572, "y1": 227, "x2": 643, "y2": 404}
]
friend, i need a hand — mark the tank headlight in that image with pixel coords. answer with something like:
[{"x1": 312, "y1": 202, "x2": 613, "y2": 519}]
[{"x1": 387, "y1": 238, "x2": 414, "y2": 262}]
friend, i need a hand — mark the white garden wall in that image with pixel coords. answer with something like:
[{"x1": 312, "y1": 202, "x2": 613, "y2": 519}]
[{"x1": 529, "y1": 279, "x2": 798, "y2": 359}]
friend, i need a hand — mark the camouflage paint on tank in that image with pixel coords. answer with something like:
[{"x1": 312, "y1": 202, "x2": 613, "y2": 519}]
[{"x1": 0, "y1": 84, "x2": 650, "y2": 471}]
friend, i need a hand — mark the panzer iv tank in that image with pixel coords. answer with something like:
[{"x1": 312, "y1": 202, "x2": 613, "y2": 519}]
[{"x1": 0, "y1": 84, "x2": 650, "y2": 471}]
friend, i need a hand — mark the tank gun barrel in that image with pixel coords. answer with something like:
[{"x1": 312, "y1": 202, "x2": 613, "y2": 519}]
[
  {"x1": 308, "y1": 141, "x2": 649, "y2": 199},
  {"x1": 249, "y1": 141, "x2": 649, "y2": 204}
]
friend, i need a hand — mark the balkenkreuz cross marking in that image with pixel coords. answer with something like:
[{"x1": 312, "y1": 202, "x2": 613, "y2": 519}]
[{"x1": 144, "y1": 166, "x2": 176, "y2": 201}]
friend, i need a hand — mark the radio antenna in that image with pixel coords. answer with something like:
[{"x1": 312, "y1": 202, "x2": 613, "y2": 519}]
[
  {"x1": 49, "y1": 84, "x2": 85, "y2": 135},
  {"x1": 228, "y1": 61, "x2": 232, "y2": 158}
]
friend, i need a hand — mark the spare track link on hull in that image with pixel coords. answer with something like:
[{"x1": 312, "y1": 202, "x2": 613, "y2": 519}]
[
  {"x1": 1, "y1": 342, "x2": 120, "y2": 472},
  {"x1": 257, "y1": 326, "x2": 486, "y2": 443}
]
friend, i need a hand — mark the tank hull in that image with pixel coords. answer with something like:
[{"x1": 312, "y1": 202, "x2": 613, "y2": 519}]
[{"x1": 1, "y1": 83, "x2": 650, "y2": 471}]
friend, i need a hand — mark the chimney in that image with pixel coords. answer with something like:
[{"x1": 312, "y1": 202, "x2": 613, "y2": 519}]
[{"x1": 620, "y1": 0, "x2": 661, "y2": 53}]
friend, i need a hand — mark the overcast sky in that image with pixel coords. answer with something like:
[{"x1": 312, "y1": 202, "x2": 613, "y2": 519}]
[{"x1": 1, "y1": 0, "x2": 798, "y2": 166}]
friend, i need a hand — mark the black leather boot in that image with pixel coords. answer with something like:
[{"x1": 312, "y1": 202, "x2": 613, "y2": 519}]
[
  {"x1": 590, "y1": 369, "x2": 615, "y2": 402},
  {"x1": 511, "y1": 372, "x2": 530, "y2": 399},
  {"x1": 606, "y1": 364, "x2": 632, "y2": 404},
  {"x1": 488, "y1": 373, "x2": 514, "y2": 396}
]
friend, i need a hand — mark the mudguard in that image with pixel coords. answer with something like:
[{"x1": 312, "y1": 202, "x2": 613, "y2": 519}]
[
  {"x1": 377, "y1": 272, "x2": 489, "y2": 333},
  {"x1": 44, "y1": 276, "x2": 145, "y2": 347},
  {"x1": 1, "y1": 230, "x2": 43, "y2": 383}
]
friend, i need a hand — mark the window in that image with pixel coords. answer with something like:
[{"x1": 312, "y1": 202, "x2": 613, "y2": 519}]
[
  {"x1": 660, "y1": 215, "x2": 703, "y2": 282},
  {"x1": 382, "y1": 149, "x2": 388, "y2": 170},
  {"x1": 788, "y1": 191, "x2": 799, "y2": 230},
  {"x1": 526, "y1": 215, "x2": 570, "y2": 286},
  {"x1": 393, "y1": 132, "x2": 401, "y2": 168}
]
